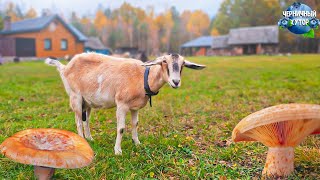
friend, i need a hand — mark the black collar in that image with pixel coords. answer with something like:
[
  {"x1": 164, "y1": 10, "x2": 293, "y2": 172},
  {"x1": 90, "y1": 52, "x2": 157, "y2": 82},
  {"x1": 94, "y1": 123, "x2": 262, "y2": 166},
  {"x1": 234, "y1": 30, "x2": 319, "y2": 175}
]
[{"x1": 144, "y1": 66, "x2": 159, "y2": 107}]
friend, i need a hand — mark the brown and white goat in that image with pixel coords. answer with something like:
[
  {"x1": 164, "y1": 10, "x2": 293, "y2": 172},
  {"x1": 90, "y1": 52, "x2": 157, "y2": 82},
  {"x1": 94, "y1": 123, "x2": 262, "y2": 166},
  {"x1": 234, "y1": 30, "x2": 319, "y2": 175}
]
[{"x1": 45, "y1": 53, "x2": 205, "y2": 155}]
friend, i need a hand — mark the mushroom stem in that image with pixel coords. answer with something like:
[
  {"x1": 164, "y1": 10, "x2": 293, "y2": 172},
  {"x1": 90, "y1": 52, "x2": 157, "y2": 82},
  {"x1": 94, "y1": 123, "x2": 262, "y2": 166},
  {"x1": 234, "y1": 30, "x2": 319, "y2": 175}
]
[
  {"x1": 34, "y1": 166, "x2": 55, "y2": 180},
  {"x1": 262, "y1": 147, "x2": 294, "y2": 177}
]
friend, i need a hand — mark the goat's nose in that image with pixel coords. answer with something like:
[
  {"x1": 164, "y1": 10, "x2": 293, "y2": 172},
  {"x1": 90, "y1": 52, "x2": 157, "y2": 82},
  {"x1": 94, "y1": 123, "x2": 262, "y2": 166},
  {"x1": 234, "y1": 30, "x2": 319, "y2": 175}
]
[{"x1": 172, "y1": 79, "x2": 180, "y2": 86}]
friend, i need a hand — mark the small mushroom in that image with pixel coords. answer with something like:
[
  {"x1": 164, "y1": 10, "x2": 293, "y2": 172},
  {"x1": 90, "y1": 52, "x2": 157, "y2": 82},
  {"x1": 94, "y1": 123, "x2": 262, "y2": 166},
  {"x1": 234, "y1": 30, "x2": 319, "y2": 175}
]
[
  {"x1": 232, "y1": 104, "x2": 320, "y2": 177},
  {"x1": 0, "y1": 128, "x2": 94, "y2": 180}
]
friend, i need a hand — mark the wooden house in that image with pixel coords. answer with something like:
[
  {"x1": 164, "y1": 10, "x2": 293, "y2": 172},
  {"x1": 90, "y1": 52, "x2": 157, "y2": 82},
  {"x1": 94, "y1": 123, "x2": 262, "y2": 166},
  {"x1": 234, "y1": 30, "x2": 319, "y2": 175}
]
[
  {"x1": 181, "y1": 25, "x2": 279, "y2": 56},
  {"x1": 0, "y1": 15, "x2": 87, "y2": 58}
]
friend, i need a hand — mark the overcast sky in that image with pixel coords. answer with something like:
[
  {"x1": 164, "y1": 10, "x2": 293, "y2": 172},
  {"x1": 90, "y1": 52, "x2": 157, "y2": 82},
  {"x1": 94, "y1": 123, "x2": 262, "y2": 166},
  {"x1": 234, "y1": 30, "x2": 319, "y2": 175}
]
[{"x1": 2, "y1": 0, "x2": 223, "y2": 18}]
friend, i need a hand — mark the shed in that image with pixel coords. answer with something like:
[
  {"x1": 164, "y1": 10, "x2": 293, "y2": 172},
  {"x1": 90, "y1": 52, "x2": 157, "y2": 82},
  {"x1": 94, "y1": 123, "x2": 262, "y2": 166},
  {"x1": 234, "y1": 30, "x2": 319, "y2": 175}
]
[{"x1": 85, "y1": 37, "x2": 111, "y2": 55}]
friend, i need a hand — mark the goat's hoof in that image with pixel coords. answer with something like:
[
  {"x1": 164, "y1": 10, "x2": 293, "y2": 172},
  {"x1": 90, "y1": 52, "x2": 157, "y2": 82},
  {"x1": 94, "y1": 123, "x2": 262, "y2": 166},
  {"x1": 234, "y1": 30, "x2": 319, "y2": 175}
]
[
  {"x1": 86, "y1": 136, "x2": 94, "y2": 141},
  {"x1": 132, "y1": 139, "x2": 141, "y2": 145},
  {"x1": 114, "y1": 148, "x2": 122, "y2": 155}
]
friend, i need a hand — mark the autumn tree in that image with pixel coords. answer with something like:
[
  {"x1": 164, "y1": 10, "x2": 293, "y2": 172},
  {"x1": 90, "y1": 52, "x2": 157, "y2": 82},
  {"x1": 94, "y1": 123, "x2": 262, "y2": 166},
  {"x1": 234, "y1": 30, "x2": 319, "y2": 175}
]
[
  {"x1": 5, "y1": 2, "x2": 22, "y2": 22},
  {"x1": 146, "y1": 8, "x2": 160, "y2": 55},
  {"x1": 156, "y1": 9, "x2": 174, "y2": 52},
  {"x1": 210, "y1": 28, "x2": 220, "y2": 36},
  {"x1": 187, "y1": 10, "x2": 210, "y2": 38},
  {"x1": 69, "y1": 2, "x2": 213, "y2": 55},
  {"x1": 25, "y1": 7, "x2": 37, "y2": 19},
  {"x1": 94, "y1": 10, "x2": 108, "y2": 31}
]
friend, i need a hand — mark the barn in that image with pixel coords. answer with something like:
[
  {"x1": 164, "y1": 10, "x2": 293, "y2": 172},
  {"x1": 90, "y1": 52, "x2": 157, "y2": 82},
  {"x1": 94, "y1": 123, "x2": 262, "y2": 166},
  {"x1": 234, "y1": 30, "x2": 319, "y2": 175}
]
[
  {"x1": 0, "y1": 15, "x2": 87, "y2": 58},
  {"x1": 181, "y1": 25, "x2": 279, "y2": 56},
  {"x1": 207, "y1": 35, "x2": 231, "y2": 56},
  {"x1": 228, "y1": 25, "x2": 279, "y2": 55},
  {"x1": 180, "y1": 36, "x2": 213, "y2": 56}
]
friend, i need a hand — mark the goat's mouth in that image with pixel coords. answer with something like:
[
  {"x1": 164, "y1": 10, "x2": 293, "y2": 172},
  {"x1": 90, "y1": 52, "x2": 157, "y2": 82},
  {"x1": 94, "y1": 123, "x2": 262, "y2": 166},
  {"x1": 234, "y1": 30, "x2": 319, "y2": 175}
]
[{"x1": 168, "y1": 82, "x2": 179, "y2": 89}]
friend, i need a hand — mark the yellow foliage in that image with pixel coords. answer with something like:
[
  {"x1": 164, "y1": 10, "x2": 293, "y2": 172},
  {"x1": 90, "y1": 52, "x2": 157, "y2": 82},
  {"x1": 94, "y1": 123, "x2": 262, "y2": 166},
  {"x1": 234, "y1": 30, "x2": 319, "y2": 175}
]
[
  {"x1": 80, "y1": 17, "x2": 90, "y2": 25},
  {"x1": 94, "y1": 10, "x2": 108, "y2": 31},
  {"x1": 6, "y1": 2, "x2": 21, "y2": 22},
  {"x1": 25, "y1": 7, "x2": 37, "y2": 19},
  {"x1": 187, "y1": 10, "x2": 210, "y2": 37},
  {"x1": 211, "y1": 28, "x2": 220, "y2": 36}
]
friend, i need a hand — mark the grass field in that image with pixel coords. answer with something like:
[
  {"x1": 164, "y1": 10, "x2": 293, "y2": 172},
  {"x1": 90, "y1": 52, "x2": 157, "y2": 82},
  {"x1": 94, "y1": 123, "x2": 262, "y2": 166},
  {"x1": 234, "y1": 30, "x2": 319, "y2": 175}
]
[{"x1": 0, "y1": 55, "x2": 320, "y2": 179}]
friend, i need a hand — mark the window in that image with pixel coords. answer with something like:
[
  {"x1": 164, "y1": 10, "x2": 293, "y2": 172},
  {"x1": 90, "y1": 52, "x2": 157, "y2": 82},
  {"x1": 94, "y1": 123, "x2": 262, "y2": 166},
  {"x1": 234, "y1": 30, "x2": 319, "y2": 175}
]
[
  {"x1": 61, "y1": 39, "x2": 68, "y2": 50},
  {"x1": 44, "y1": 39, "x2": 52, "y2": 50}
]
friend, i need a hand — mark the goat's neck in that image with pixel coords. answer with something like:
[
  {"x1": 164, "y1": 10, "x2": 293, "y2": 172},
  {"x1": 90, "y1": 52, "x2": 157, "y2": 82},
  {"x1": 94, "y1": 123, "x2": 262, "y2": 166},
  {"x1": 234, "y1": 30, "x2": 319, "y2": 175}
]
[{"x1": 148, "y1": 65, "x2": 166, "y2": 93}]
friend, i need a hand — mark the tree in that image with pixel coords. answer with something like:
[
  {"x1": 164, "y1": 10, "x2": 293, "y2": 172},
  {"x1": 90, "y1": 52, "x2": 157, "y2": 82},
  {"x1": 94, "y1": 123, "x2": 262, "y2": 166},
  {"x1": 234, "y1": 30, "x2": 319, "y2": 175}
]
[
  {"x1": 5, "y1": 2, "x2": 21, "y2": 22},
  {"x1": 25, "y1": 7, "x2": 37, "y2": 19},
  {"x1": 213, "y1": 0, "x2": 281, "y2": 34},
  {"x1": 146, "y1": 8, "x2": 160, "y2": 55},
  {"x1": 169, "y1": 6, "x2": 182, "y2": 52},
  {"x1": 70, "y1": 12, "x2": 83, "y2": 33},
  {"x1": 187, "y1": 10, "x2": 210, "y2": 38},
  {"x1": 0, "y1": 16, "x2": 3, "y2": 30},
  {"x1": 210, "y1": 28, "x2": 220, "y2": 36},
  {"x1": 71, "y1": 2, "x2": 212, "y2": 55},
  {"x1": 156, "y1": 10, "x2": 174, "y2": 52},
  {"x1": 94, "y1": 10, "x2": 108, "y2": 31}
]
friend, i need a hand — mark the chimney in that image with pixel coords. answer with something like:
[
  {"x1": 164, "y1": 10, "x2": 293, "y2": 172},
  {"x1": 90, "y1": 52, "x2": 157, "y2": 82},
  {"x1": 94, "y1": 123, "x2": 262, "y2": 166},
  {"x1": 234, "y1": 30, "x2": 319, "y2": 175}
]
[{"x1": 4, "y1": 16, "x2": 11, "y2": 31}]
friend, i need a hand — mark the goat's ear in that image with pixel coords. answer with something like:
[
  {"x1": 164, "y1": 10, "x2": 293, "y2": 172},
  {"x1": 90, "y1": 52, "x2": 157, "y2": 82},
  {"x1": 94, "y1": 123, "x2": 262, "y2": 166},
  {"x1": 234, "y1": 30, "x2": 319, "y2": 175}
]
[
  {"x1": 184, "y1": 60, "x2": 206, "y2": 70},
  {"x1": 143, "y1": 56, "x2": 165, "y2": 66}
]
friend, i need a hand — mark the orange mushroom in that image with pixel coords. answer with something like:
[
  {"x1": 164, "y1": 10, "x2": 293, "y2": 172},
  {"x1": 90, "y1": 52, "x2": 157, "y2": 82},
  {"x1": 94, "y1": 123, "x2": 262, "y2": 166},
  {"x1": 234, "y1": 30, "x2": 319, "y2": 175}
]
[
  {"x1": 232, "y1": 104, "x2": 320, "y2": 177},
  {"x1": 0, "y1": 128, "x2": 94, "y2": 180}
]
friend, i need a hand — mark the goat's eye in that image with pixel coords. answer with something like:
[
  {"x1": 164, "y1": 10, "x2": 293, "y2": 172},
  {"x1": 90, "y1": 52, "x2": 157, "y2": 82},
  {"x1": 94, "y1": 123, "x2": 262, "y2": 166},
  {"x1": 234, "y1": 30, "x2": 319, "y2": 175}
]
[{"x1": 163, "y1": 61, "x2": 167, "y2": 64}]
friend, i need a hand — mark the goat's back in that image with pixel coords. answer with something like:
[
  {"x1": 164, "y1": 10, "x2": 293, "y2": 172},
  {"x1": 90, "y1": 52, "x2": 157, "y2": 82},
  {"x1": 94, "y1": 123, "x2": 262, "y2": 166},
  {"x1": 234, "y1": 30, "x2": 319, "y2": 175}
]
[{"x1": 62, "y1": 53, "x2": 145, "y2": 97}]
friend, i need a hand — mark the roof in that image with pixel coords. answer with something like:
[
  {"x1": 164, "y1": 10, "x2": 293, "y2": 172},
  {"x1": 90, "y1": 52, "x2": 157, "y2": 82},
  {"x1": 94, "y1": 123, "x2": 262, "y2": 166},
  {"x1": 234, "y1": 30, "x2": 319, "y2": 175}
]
[
  {"x1": 85, "y1": 37, "x2": 108, "y2": 50},
  {"x1": 228, "y1": 25, "x2": 278, "y2": 45},
  {"x1": 211, "y1": 35, "x2": 229, "y2": 49},
  {"x1": 0, "y1": 15, "x2": 87, "y2": 42},
  {"x1": 181, "y1": 36, "x2": 213, "y2": 48}
]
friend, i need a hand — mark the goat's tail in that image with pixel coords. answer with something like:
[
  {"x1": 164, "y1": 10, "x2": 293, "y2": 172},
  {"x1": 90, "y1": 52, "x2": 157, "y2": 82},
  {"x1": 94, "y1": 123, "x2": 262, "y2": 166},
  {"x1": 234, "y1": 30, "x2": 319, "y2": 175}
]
[{"x1": 45, "y1": 57, "x2": 65, "y2": 72}]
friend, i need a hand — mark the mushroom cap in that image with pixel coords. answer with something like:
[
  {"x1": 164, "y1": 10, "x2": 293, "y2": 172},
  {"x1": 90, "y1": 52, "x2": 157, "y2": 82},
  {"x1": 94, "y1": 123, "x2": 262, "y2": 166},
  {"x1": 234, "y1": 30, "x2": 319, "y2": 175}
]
[
  {"x1": 232, "y1": 104, "x2": 320, "y2": 147},
  {"x1": 0, "y1": 128, "x2": 94, "y2": 169}
]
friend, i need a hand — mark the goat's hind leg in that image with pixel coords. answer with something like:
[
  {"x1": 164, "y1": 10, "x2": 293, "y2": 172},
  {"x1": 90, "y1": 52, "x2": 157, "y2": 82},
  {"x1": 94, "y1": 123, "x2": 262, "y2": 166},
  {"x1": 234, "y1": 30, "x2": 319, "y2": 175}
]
[
  {"x1": 70, "y1": 94, "x2": 84, "y2": 137},
  {"x1": 83, "y1": 107, "x2": 94, "y2": 140},
  {"x1": 131, "y1": 110, "x2": 141, "y2": 145}
]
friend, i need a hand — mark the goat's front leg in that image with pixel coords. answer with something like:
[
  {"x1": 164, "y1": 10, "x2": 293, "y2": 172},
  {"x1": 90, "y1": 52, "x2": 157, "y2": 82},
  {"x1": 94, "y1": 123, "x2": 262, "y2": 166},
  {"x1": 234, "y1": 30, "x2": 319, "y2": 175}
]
[
  {"x1": 70, "y1": 94, "x2": 84, "y2": 137},
  {"x1": 114, "y1": 106, "x2": 128, "y2": 155},
  {"x1": 83, "y1": 107, "x2": 93, "y2": 140},
  {"x1": 131, "y1": 110, "x2": 141, "y2": 145}
]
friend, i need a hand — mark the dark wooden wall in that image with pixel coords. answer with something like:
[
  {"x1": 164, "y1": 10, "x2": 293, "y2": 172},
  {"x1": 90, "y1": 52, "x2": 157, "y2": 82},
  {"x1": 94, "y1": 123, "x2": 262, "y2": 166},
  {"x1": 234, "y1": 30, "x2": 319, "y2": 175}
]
[{"x1": 0, "y1": 37, "x2": 16, "y2": 56}]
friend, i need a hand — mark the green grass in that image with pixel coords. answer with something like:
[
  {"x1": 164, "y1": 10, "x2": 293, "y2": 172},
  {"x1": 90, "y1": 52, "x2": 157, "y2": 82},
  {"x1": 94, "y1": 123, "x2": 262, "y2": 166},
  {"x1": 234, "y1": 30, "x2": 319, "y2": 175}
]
[{"x1": 0, "y1": 55, "x2": 320, "y2": 179}]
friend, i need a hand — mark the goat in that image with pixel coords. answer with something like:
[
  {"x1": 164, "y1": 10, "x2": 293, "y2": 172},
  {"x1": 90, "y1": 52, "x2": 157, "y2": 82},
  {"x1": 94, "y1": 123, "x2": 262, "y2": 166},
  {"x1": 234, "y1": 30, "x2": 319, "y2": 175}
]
[{"x1": 45, "y1": 53, "x2": 205, "y2": 155}]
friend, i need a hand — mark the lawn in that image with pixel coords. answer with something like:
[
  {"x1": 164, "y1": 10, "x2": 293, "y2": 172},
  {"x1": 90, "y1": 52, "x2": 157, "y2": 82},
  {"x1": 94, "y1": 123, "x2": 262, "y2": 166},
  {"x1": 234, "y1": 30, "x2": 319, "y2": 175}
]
[{"x1": 0, "y1": 55, "x2": 320, "y2": 179}]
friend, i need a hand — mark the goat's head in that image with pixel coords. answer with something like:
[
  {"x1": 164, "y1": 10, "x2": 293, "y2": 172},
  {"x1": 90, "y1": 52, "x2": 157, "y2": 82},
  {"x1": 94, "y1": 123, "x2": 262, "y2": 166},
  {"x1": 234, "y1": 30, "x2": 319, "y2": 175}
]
[{"x1": 143, "y1": 53, "x2": 205, "y2": 88}]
